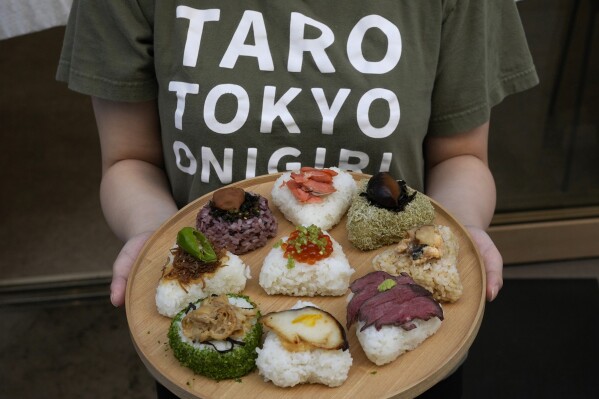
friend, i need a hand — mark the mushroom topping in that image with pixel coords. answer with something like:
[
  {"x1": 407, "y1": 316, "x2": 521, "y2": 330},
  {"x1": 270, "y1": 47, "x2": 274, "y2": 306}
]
[
  {"x1": 260, "y1": 306, "x2": 348, "y2": 352},
  {"x1": 212, "y1": 187, "x2": 246, "y2": 211},
  {"x1": 181, "y1": 295, "x2": 257, "y2": 342},
  {"x1": 364, "y1": 172, "x2": 416, "y2": 211}
]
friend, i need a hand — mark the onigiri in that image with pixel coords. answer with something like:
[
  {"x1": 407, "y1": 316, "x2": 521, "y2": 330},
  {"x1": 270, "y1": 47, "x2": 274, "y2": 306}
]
[
  {"x1": 259, "y1": 224, "x2": 355, "y2": 296},
  {"x1": 168, "y1": 294, "x2": 262, "y2": 380},
  {"x1": 255, "y1": 301, "x2": 352, "y2": 387},
  {"x1": 156, "y1": 228, "x2": 251, "y2": 318},
  {"x1": 271, "y1": 167, "x2": 357, "y2": 231}
]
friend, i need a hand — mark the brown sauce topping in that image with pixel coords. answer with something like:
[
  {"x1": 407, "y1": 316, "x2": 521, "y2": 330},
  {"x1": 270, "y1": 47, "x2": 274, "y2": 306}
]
[
  {"x1": 162, "y1": 247, "x2": 224, "y2": 285},
  {"x1": 182, "y1": 295, "x2": 258, "y2": 342}
]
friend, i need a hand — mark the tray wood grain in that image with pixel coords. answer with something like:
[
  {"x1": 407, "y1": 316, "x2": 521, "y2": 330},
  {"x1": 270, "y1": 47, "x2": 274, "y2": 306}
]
[{"x1": 126, "y1": 173, "x2": 486, "y2": 399}]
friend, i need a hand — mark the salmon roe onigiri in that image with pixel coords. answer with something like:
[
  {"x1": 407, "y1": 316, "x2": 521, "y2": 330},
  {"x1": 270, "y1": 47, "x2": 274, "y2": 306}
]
[{"x1": 281, "y1": 225, "x2": 333, "y2": 267}]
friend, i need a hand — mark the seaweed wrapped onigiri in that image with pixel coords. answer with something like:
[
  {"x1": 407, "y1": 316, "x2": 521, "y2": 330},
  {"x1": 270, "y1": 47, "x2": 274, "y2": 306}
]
[
  {"x1": 346, "y1": 173, "x2": 435, "y2": 251},
  {"x1": 168, "y1": 294, "x2": 262, "y2": 380}
]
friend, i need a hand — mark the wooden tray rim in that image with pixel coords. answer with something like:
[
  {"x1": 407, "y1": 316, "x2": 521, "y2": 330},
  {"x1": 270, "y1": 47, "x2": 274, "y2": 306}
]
[{"x1": 125, "y1": 172, "x2": 486, "y2": 399}]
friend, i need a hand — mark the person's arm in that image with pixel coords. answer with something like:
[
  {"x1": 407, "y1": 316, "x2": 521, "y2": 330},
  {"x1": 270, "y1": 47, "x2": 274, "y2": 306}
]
[
  {"x1": 92, "y1": 97, "x2": 179, "y2": 306},
  {"x1": 424, "y1": 122, "x2": 503, "y2": 301}
]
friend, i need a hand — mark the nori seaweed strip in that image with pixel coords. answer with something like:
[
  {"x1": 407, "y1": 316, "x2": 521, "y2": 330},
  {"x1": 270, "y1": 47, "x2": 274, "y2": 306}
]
[{"x1": 209, "y1": 192, "x2": 261, "y2": 222}]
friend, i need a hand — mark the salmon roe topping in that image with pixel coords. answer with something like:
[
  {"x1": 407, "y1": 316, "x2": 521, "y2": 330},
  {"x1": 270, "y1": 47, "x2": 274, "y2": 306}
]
[{"x1": 281, "y1": 225, "x2": 333, "y2": 266}]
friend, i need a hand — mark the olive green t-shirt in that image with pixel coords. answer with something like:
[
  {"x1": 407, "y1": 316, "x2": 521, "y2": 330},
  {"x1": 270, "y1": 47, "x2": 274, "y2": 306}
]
[{"x1": 57, "y1": 0, "x2": 538, "y2": 208}]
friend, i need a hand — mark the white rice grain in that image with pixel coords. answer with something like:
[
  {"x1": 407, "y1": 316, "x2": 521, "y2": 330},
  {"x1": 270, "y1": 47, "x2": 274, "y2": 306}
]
[
  {"x1": 356, "y1": 317, "x2": 442, "y2": 366},
  {"x1": 155, "y1": 252, "x2": 251, "y2": 318},
  {"x1": 255, "y1": 333, "x2": 352, "y2": 387},
  {"x1": 256, "y1": 301, "x2": 352, "y2": 387},
  {"x1": 259, "y1": 231, "x2": 354, "y2": 296},
  {"x1": 271, "y1": 167, "x2": 357, "y2": 231}
]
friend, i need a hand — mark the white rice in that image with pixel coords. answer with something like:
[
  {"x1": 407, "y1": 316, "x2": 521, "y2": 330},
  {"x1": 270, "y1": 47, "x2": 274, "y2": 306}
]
[
  {"x1": 271, "y1": 167, "x2": 357, "y2": 231},
  {"x1": 356, "y1": 317, "x2": 442, "y2": 366},
  {"x1": 155, "y1": 252, "x2": 251, "y2": 318},
  {"x1": 255, "y1": 301, "x2": 352, "y2": 388},
  {"x1": 259, "y1": 231, "x2": 355, "y2": 296}
]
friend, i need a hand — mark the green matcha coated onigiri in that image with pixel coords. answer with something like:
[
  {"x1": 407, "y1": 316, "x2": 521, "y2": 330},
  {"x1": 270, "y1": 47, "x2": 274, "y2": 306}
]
[
  {"x1": 168, "y1": 294, "x2": 262, "y2": 380},
  {"x1": 346, "y1": 179, "x2": 435, "y2": 251}
]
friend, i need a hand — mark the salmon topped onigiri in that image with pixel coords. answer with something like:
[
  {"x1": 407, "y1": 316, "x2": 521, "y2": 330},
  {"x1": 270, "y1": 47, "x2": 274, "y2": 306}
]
[
  {"x1": 259, "y1": 224, "x2": 355, "y2": 296},
  {"x1": 271, "y1": 167, "x2": 357, "y2": 231},
  {"x1": 155, "y1": 227, "x2": 251, "y2": 318}
]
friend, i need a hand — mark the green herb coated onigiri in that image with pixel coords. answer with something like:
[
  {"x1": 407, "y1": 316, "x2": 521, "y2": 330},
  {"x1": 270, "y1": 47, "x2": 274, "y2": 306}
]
[
  {"x1": 168, "y1": 294, "x2": 263, "y2": 380},
  {"x1": 346, "y1": 180, "x2": 435, "y2": 250}
]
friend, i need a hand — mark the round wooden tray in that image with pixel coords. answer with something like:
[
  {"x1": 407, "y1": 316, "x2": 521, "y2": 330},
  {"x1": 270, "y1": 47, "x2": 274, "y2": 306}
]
[{"x1": 126, "y1": 173, "x2": 486, "y2": 399}]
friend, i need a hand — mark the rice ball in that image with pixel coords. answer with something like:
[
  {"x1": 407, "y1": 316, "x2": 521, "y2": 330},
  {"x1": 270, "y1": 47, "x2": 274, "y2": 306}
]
[
  {"x1": 356, "y1": 318, "x2": 442, "y2": 366},
  {"x1": 156, "y1": 251, "x2": 251, "y2": 318},
  {"x1": 255, "y1": 301, "x2": 352, "y2": 387},
  {"x1": 259, "y1": 227, "x2": 355, "y2": 296},
  {"x1": 271, "y1": 167, "x2": 357, "y2": 231}
]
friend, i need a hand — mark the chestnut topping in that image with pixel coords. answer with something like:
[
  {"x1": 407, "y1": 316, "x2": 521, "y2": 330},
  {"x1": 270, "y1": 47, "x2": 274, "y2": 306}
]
[
  {"x1": 212, "y1": 187, "x2": 246, "y2": 211},
  {"x1": 364, "y1": 172, "x2": 416, "y2": 211}
]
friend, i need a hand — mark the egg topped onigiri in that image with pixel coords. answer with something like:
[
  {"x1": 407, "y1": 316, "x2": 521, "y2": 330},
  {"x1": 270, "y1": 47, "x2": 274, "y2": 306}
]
[
  {"x1": 255, "y1": 301, "x2": 352, "y2": 388},
  {"x1": 259, "y1": 225, "x2": 355, "y2": 296},
  {"x1": 271, "y1": 167, "x2": 357, "y2": 231}
]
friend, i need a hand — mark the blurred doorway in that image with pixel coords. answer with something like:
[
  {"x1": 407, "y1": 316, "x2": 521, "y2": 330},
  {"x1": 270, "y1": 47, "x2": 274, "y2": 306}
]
[{"x1": 488, "y1": 0, "x2": 599, "y2": 264}]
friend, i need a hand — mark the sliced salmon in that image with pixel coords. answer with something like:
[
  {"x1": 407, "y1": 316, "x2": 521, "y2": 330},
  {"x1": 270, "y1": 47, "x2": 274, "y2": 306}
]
[
  {"x1": 300, "y1": 166, "x2": 338, "y2": 176},
  {"x1": 290, "y1": 172, "x2": 309, "y2": 184},
  {"x1": 285, "y1": 168, "x2": 338, "y2": 203},
  {"x1": 285, "y1": 180, "x2": 312, "y2": 202},
  {"x1": 302, "y1": 179, "x2": 337, "y2": 195}
]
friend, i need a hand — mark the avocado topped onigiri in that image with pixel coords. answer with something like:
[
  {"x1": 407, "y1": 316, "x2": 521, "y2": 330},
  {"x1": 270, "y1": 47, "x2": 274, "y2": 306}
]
[{"x1": 168, "y1": 294, "x2": 262, "y2": 380}]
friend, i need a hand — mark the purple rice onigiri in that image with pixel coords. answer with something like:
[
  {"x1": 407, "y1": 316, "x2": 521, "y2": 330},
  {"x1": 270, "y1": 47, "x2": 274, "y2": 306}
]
[{"x1": 196, "y1": 192, "x2": 278, "y2": 255}]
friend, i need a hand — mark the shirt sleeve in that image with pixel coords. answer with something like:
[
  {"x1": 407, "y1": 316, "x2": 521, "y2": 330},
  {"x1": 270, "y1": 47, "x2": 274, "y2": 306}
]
[
  {"x1": 428, "y1": 0, "x2": 539, "y2": 136},
  {"x1": 56, "y1": 0, "x2": 158, "y2": 102}
]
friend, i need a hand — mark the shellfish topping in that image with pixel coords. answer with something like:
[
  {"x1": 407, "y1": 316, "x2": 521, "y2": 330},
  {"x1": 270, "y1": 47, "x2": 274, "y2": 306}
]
[{"x1": 395, "y1": 225, "x2": 445, "y2": 266}]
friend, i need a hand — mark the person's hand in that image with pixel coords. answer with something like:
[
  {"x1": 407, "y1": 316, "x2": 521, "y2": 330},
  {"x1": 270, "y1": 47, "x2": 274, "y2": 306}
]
[
  {"x1": 465, "y1": 225, "x2": 503, "y2": 302},
  {"x1": 110, "y1": 231, "x2": 155, "y2": 306}
]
